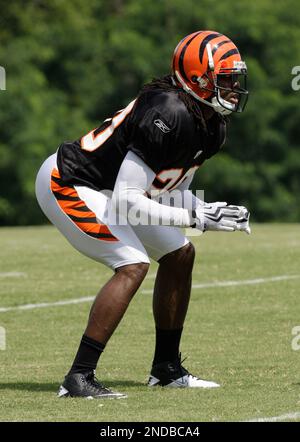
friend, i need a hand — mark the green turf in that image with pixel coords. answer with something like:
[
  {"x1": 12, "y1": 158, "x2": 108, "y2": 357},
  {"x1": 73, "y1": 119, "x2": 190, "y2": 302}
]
[{"x1": 0, "y1": 224, "x2": 300, "y2": 421}]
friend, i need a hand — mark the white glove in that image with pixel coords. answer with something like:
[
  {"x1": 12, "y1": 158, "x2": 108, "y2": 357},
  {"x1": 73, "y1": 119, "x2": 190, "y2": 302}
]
[
  {"x1": 192, "y1": 202, "x2": 251, "y2": 234},
  {"x1": 227, "y1": 205, "x2": 251, "y2": 234}
]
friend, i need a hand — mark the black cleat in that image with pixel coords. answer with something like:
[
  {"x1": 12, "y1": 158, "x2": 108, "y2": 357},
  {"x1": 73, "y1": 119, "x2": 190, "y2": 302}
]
[
  {"x1": 148, "y1": 355, "x2": 220, "y2": 388},
  {"x1": 57, "y1": 371, "x2": 127, "y2": 399}
]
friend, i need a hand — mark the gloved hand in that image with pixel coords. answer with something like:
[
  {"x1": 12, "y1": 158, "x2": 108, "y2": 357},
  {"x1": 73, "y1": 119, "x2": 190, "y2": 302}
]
[{"x1": 192, "y1": 202, "x2": 251, "y2": 234}]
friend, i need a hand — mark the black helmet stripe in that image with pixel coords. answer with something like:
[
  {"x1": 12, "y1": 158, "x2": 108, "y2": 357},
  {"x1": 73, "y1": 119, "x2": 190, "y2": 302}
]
[
  {"x1": 178, "y1": 31, "x2": 203, "y2": 82},
  {"x1": 199, "y1": 33, "x2": 222, "y2": 63},
  {"x1": 218, "y1": 48, "x2": 239, "y2": 61},
  {"x1": 211, "y1": 39, "x2": 231, "y2": 56}
]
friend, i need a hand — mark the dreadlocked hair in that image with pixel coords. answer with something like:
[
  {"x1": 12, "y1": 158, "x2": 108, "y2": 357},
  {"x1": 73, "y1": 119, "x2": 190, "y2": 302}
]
[{"x1": 139, "y1": 74, "x2": 209, "y2": 133}]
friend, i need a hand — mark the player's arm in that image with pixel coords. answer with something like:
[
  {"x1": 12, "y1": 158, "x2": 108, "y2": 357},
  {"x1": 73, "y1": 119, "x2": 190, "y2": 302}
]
[
  {"x1": 111, "y1": 151, "x2": 195, "y2": 228},
  {"x1": 111, "y1": 152, "x2": 249, "y2": 233}
]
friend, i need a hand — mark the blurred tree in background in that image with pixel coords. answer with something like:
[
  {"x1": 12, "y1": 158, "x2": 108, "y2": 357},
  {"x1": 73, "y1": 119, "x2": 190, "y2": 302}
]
[{"x1": 0, "y1": 0, "x2": 299, "y2": 225}]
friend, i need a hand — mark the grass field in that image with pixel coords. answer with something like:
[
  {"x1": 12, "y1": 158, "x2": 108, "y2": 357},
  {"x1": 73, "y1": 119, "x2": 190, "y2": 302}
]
[{"x1": 0, "y1": 224, "x2": 300, "y2": 422}]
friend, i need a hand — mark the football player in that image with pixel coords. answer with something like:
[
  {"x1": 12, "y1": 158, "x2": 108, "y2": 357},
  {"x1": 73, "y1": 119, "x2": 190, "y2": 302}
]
[{"x1": 35, "y1": 30, "x2": 250, "y2": 398}]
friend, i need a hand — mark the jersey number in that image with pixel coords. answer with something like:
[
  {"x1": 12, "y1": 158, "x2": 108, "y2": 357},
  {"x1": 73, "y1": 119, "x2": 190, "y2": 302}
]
[
  {"x1": 80, "y1": 99, "x2": 136, "y2": 152},
  {"x1": 153, "y1": 166, "x2": 199, "y2": 192}
]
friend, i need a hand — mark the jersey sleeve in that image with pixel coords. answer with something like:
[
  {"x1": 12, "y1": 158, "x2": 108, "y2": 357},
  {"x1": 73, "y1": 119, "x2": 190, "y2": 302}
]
[
  {"x1": 126, "y1": 93, "x2": 182, "y2": 174},
  {"x1": 112, "y1": 151, "x2": 193, "y2": 228}
]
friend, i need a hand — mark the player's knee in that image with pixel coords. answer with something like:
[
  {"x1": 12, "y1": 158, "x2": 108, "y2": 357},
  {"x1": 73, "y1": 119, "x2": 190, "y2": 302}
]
[
  {"x1": 161, "y1": 242, "x2": 195, "y2": 273},
  {"x1": 176, "y1": 242, "x2": 195, "y2": 268},
  {"x1": 116, "y1": 262, "x2": 149, "y2": 282}
]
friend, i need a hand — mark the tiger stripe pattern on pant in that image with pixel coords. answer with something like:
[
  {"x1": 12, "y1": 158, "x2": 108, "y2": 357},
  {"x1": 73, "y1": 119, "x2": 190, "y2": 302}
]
[{"x1": 50, "y1": 168, "x2": 118, "y2": 242}]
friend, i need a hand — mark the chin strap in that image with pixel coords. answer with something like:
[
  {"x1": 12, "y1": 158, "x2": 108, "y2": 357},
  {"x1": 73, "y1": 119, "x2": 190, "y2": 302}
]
[{"x1": 210, "y1": 97, "x2": 233, "y2": 115}]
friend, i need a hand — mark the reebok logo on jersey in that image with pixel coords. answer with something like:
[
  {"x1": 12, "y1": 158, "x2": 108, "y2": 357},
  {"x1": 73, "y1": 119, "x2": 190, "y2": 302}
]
[{"x1": 154, "y1": 119, "x2": 171, "y2": 133}]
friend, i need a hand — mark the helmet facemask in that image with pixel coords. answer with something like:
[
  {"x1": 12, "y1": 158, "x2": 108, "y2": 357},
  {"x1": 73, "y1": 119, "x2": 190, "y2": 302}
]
[
  {"x1": 193, "y1": 47, "x2": 249, "y2": 115},
  {"x1": 212, "y1": 69, "x2": 248, "y2": 113}
]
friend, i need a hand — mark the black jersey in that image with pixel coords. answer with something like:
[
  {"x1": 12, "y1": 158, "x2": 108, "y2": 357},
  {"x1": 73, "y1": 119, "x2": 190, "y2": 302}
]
[{"x1": 57, "y1": 89, "x2": 226, "y2": 193}]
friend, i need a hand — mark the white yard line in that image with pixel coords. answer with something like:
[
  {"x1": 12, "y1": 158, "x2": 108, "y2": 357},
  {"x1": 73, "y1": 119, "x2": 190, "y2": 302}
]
[
  {"x1": 141, "y1": 274, "x2": 300, "y2": 293},
  {"x1": 0, "y1": 296, "x2": 95, "y2": 313},
  {"x1": 245, "y1": 411, "x2": 300, "y2": 422},
  {"x1": 0, "y1": 272, "x2": 27, "y2": 278},
  {"x1": 0, "y1": 274, "x2": 299, "y2": 314}
]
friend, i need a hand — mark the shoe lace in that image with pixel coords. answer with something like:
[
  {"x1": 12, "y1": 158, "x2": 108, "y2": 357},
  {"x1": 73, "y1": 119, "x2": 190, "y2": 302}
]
[
  {"x1": 177, "y1": 353, "x2": 198, "y2": 381},
  {"x1": 85, "y1": 372, "x2": 112, "y2": 394}
]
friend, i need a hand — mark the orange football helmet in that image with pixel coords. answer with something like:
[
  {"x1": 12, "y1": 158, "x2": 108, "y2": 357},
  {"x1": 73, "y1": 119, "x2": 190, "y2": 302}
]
[{"x1": 172, "y1": 30, "x2": 248, "y2": 114}]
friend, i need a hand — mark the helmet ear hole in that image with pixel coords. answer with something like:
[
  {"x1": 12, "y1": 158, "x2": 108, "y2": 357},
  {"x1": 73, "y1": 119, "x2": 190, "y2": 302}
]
[{"x1": 191, "y1": 75, "x2": 198, "y2": 83}]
